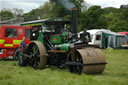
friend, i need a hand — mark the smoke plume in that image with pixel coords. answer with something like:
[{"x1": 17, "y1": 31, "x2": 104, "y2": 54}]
[{"x1": 57, "y1": 0, "x2": 76, "y2": 10}]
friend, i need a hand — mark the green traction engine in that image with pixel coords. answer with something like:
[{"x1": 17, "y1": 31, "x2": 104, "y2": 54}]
[{"x1": 19, "y1": 9, "x2": 107, "y2": 74}]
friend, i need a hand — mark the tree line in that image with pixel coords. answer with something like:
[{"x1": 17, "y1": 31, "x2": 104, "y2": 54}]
[
  {"x1": 0, "y1": 8, "x2": 24, "y2": 21},
  {"x1": 0, "y1": 0, "x2": 128, "y2": 32}
]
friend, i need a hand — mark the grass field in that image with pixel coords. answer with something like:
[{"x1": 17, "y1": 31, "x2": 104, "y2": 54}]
[{"x1": 0, "y1": 49, "x2": 128, "y2": 85}]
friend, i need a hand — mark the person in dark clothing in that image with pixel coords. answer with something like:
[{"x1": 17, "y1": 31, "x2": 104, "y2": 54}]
[
  {"x1": 20, "y1": 37, "x2": 27, "y2": 49},
  {"x1": 18, "y1": 37, "x2": 27, "y2": 65}
]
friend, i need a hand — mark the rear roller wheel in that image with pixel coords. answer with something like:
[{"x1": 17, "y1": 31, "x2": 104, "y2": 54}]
[{"x1": 27, "y1": 41, "x2": 46, "y2": 69}]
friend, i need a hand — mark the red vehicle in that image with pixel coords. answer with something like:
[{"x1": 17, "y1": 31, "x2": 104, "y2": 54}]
[
  {"x1": 0, "y1": 25, "x2": 31, "y2": 59},
  {"x1": 118, "y1": 32, "x2": 128, "y2": 35},
  {"x1": 118, "y1": 32, "x2": 128, "y2": 48}
]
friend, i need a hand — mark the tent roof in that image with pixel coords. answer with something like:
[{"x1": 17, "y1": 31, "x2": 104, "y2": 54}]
[{"x1": 87, "y1": 29, "x2": 124, "y2": 36}]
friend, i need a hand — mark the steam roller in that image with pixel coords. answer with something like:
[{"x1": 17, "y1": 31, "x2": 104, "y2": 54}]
[
  {"x1": 19, "y1": 7, "x2": 107, "y2": 74},
  {"x1": 22, "y1": 40, "x2": 107, "y2": 74}
]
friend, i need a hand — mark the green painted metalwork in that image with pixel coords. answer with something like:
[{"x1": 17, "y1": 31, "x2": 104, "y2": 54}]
[
  {"x1": 55, "y1": 43, "x2": 69, "y2": 51},
  {"x1": 60, "y1": 44, "x2": 69, "y2": 51},
  {"x1": 50, "y1": 35, "x2": 62, "y2": 44},
  {"x1": 62, "y1": 31, "x2": 67, "y2": 37},
  {"x1": 38, "y1": 32, "x2": 43, "y2": 42}
]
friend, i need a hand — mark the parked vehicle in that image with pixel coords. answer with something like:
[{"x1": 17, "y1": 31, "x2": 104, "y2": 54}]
[
  {"x1": 118, "y1": 32, "x2": 128, "y2": 48},
  {"x1": 87, "y1": 29, "x2": 125, "y2": 49},
  {"x1": 0, "y1": 25, "x2": 31, "y2": 59}
]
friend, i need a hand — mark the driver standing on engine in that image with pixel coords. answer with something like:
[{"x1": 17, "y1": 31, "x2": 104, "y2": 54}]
[
  {"x1": 62, "y1": 24, "x2": 72, "y2": 42},
  {"x1": 30, "y1": 26, "x2": 39, "y2": 40}
]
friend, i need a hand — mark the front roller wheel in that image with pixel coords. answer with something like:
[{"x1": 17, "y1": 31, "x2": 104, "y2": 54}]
[
  {"x1": 68, "y1": 48, "x2": 106, "y2": 74},
  {"x1": 68, "y1": 51, "x2": 83, "y2": 74},
  {"x1": 27, "y1": 41, "x2": 46, "y2": 69}
]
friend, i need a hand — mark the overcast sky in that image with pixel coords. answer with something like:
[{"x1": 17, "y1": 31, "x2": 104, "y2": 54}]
[{"x1": 0, "y1": 0, "x2": 128, "y2": 13}]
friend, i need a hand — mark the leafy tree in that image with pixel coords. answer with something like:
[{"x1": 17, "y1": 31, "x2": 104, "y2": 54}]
[
  {"x1": 79, "y1": 6, "x2": 107, "y2": 31},
  {"x1": 12, "y1": 8, "x2": 24, "y2": 17},
  {"x1": 108, "y1": 18, "x2": 128, "y2": 32},
  {"x1": 107, "y1": 9, "x2": 128, "y2": 32},
  {"x1": 119, "y1": 8, "x2": 128, "y2": 21},
  {"x1": 24, "y1": 9, "x2": 40, "y2": 21},
  {"x1": 24, "y1": 2, "x2": 55, "y2": 21},
  {"x1": 102, "y1": 7, "x2": 119, "y2": 14},
  {"x1": 50, "y1": 3, "x2": 70, "y2": 18},
  {"x1": 39, "y1": 2, "x2": 54, "y2": 19},
  {"x1": 102, "y1": 7, "x2": 128, "y2": 32},
  {"x1": 0, "y1": 9, "x2": 14, "y2": 21}
]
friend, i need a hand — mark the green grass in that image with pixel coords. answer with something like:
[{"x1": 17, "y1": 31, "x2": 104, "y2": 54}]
[{"x1": 0, "y1": 49, "x2": 128, "y2": 85}]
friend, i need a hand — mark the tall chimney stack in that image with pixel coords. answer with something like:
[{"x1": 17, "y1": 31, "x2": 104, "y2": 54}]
[{"x1": 71, "y1": 8, "x2": 78, "y2": 34}]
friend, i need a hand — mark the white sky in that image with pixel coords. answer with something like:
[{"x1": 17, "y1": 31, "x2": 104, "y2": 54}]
[
  {"x1": 86, "y1": 0, "x2": 128, "y2": 8},
  {"x1": 0, "y1": 0, "x2": 128, "y2": 13}
]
